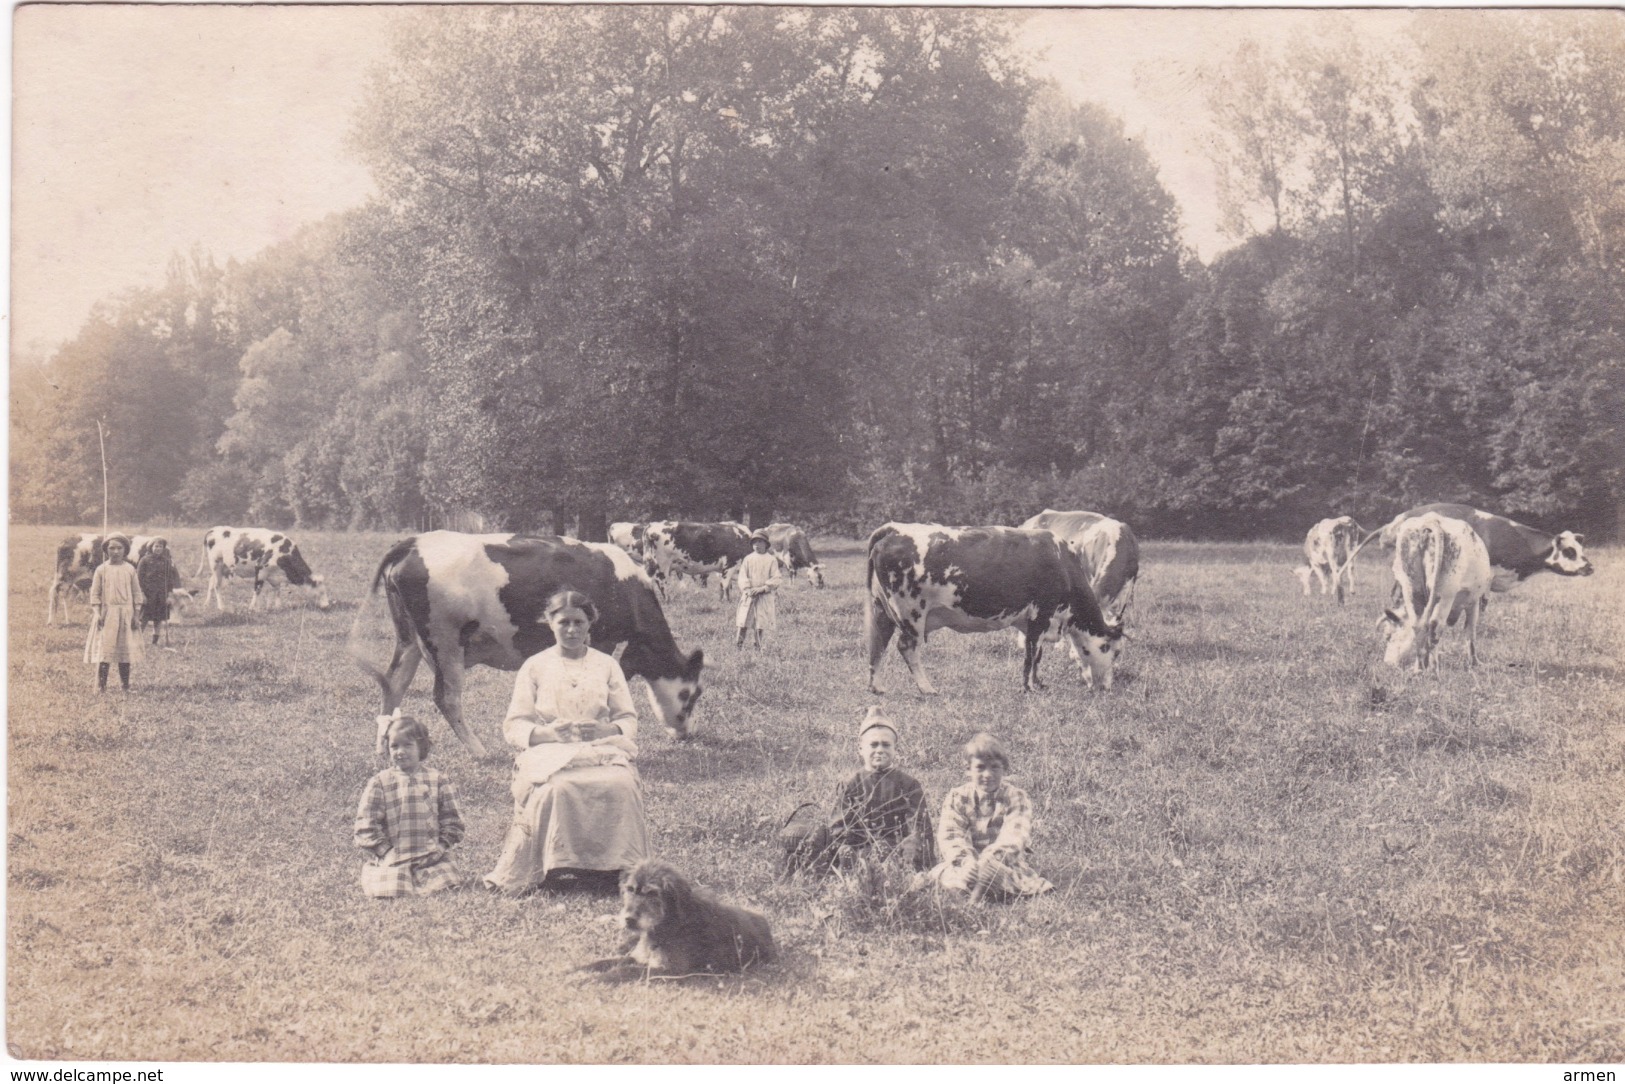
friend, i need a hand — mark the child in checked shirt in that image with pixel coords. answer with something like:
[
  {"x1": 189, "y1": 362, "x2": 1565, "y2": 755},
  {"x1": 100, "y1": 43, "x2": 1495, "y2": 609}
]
[
  {"x1": 925, "y1": 731, "x2": 1053, "y2": 901},
  {"x1": 355, "y1": 714, "x2": 466, "y2": 897}
]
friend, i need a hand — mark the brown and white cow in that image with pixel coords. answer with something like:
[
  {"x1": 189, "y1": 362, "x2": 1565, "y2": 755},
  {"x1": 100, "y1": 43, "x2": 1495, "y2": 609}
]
[
  {"x1": 197, "y1": 526, "x2": 331, "y2": 611},
  {"x1": 609, "y1": 521, "x2": 647, "y2": 560},
  {"x1": 642, "y1": 521, "x2": 753, "y2": 601},
  {"x1": 866, "y1": 523, "x2": 1123, "y2": 696},
  {"x1": 1294, "y1": 516, "x2": 1363, "y2": 604},
  {"x1": 352, "y1": 531, "x2": 705, "y2": 756},
  {"x1": 1368, "y1": 502, "x2": 1591, "y2": 596},
  {"x1": 1017, "y1": 509, "x2": 1139, "y2": 620},
  {"x1": 47, "y1": 533, "x2": 103, "y2": 623},
  {"x1": 764, "y1": 522, "x2": 825, "y2": 588},
  {"x1": 1379, "y1": 513, "x2": 1493, "y2": 671}
]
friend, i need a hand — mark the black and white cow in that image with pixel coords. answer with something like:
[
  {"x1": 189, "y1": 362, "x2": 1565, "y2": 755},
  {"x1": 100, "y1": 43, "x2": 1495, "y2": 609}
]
[
  {"x1": 866, "y1": 523, "x2": 1124, "y2": 695},
  {"x1": 352, "y1": 531, "x2": 705, "y2": 756},
  {"x1": 1369, "y1": 503, "x2": 1592, "y2": 596},
  {"x1": 1294, "y1": 516, "x2": 1363, "y2": 604},
  {"x1": 197, "y1": 526, "x2": 331, "y2": 611},
  {"x1": 764, "y1": 522, "x2": 825, "y2": 588},
  {"x1": 1380, "y1": 513, "x2": 1493, "y2": 670},
  {"x1": 642, "y1": 521, "x2": 753, "y2": 600},
  {"x1": 47, "y1": 533, "x2": 103, "y2": 623},
  {"x1": 609, "y1": 521, "x2": 647, "y2": 560},
  {"x1": 1017, "y1": 509, "x2": 1139, "y2": 620}
]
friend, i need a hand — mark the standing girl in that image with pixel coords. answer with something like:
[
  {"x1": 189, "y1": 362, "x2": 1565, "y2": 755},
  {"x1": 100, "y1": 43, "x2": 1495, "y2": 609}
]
[
  {"x1": 85, "y1": 534, "x2": 144, "y2": 692},
  {"x1": 136, "y1": 536, "x2": 183, "y2": 645},
  {"x1": 734, "y1": 529, "x2": 782, "y2": 649}
]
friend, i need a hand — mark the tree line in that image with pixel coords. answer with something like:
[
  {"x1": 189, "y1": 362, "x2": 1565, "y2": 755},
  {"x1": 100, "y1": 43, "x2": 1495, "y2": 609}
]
[{"x1": 12, "y1": 9, "x2": 1621, "y2": 540}]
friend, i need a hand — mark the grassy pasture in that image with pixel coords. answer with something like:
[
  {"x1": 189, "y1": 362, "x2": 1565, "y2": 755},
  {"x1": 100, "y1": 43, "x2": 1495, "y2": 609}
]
[{"x1": 7, "y1": 524, "x2": 1623, "y2": 1064}]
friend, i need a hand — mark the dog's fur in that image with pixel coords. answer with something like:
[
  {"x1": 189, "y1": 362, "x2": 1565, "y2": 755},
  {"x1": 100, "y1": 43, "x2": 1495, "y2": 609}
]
[{"x1": 578, "y1": 860, "x2": 775, "y2": 979}]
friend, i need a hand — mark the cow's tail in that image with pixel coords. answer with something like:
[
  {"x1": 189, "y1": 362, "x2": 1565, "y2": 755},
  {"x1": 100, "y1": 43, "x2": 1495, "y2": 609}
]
[
  {"x1": 862, "y1": 524, "x2": 896, "y2": 641},
  {"x1": 348, "y1": 537, "x2": 417, "y2": 690},
  {"x1": 194, "y1": 535, "x2": 212, "y2": 579}
]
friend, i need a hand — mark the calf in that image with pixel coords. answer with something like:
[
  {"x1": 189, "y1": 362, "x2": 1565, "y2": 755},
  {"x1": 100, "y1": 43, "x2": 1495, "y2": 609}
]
[
  {"x1": 198, "y1": 526, "x2": 331, "y2": 611},
  {"x1": 1380, "y1": 513, "x2": 1493, "y2": 670},
  {"x1": 866, "y1": 523, "x2": 1123, "y2": 695},
  {"x1": 1296, "y1": 516, "x2": 1363, "y2": 604}
]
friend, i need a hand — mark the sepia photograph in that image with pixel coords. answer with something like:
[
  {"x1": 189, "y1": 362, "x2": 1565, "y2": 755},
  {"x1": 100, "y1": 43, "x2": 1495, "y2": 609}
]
[{"x1": 8, "y1": 3, "x2": 1624, "y2": 1068}]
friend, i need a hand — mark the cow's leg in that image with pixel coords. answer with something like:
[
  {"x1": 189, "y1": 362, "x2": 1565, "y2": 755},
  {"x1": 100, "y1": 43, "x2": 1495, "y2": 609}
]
[
  {"x1": 1023, "y1": 629, "x2": 1047, "y2": 692},
  {"x1": 208, "y1": 566, "x2": 226, "y2": 611},
  {"x1": 866, "y1": 598, "x2": 898, "y2": 695},
  {"x1": 428, "y1": 645, "x2": 490, "y2": 759},
  {"x1": 1312, "y1": 563, "x2": 1331, "y2": 595},
  {"x1": 249, "y1": 573, "x2": 265, "y2": 612},
  {"x1": 47, "y1": 580, "x2": 60, "y2": 624},
  {"x1": 1463, "y1": 593, "x2": 1481, "y2": 667},
  {"x1": 894, "y1": 617, "x2": 937, "y2": 696}
]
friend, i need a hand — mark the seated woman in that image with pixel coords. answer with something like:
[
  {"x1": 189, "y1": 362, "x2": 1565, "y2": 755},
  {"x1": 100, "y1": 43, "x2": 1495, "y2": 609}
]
[{"x1": 484, "y1": 590, "x2": 651, "y2": 894}]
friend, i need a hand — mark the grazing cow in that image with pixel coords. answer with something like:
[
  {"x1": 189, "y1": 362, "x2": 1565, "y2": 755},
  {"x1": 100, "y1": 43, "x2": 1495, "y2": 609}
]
[
  {"x1": 1017, "y1": 509, "x2": 1139, "y2": 620},
  {"x1": 1380, "y1": 513, "x2": 1493, "y2": 670},
  {"x1": 1295, "y1": 516, "x2": 1363, "y2": 604},
  {"x1": 1368, "y1": 502, "x2": 1592, "y2": 596},
  {"x1": 866, "y1": 523, "x2": 1123, "y2": 695},
  {"x1": 764, "y1": 522, "x2": 825, "y2": 588},
  {"x1": 608, "y1": 521, "x2": 647, "y2": 560},
  {"x1": 197, "y1": 526, "x2": 331, "y2": 611},
  {"x1": 47, "y1": 533, "x2": 104, "y2": 623},
  {"x1": 642, "y1": 521, "x2": 753, "y2": 601},
  {"x1": 352, "y1": 531, "x2": 705, "y2": 756}
]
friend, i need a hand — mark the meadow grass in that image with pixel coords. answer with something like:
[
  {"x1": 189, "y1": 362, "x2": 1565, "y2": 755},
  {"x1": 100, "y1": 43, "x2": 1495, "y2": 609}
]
[{"x1": 7, "y1": 525, "x2": 1623, "y2": 1063}]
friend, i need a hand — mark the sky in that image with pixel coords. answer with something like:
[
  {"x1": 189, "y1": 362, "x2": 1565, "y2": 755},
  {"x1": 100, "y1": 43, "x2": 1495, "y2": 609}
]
[{"x1": 9, "y1": 5, "x2": 1419, "y2": 359}]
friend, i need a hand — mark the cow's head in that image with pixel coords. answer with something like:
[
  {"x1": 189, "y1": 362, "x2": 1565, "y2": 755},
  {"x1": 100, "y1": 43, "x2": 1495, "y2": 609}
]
[
  {"x1": 809, "y1": 563, "x2": 826, "y2": 588},
  {"x1": 1069, "y1": 616, "x2": 1125, "y2": 689},
  {"x1": 1379, "y1": 610, "x2": 1433, "y2": 670},
  {"x1": 640, "y1": 649, "x2": 705, "y2": 741},
  {"x1": 1546, "y1": 531, "x2": 1593, "y2": 577},
  {"x1": 310, "y1": 573, "x2": 332, "y2": 610}
]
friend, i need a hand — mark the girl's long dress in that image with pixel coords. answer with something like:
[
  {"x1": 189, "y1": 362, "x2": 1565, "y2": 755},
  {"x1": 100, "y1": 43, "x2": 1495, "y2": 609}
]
[
  {"x1": 137, "y1": 553, "x2": 182, "y2": 625},
  {"x1": 84, "y1": 561, "x2": 144, "y2": 665},
  {"x1": 734, "y1": 551, "x2": 782, "y2": 631},
  {"x1": 354, "y1": 765, "x2": 466, "y2": 897},
  {"x1": 484, "y1": 647, "x2": 650, "y2": 891}
]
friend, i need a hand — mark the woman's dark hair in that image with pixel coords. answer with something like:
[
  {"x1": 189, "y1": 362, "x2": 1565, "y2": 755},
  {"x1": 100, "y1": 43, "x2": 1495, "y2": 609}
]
[
  {"x1": 962, "y1": 731, "x2": 1009, "y2": 769},
  {"x1": 386, "y1": 714, "x2": 433, "y2": 760},
  {"x1": 544, "y1": 589, "x2": 599, "y2": 625}
]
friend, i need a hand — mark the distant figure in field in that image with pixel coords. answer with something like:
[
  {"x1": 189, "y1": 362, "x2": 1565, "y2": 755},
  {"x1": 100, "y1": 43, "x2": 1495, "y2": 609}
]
[
  {"x1": 136, "y1": 537, "x2": 184, "y2": 646},
  {"x1": 734, "y1": 529, "x2": 782, "y2": 650},
  {"x1": 354, "y1": 713, "x2": 466, "y2": 897},
  {"x1": 84, "y1": 534, "x2": 143, "y2": 693},
  {"x1": 924, "y1": 731, "x2": 1053, "y2": 901}
]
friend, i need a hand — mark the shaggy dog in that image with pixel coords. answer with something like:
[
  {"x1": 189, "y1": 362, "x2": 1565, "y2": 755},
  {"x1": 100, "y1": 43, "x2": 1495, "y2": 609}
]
[{"x1": 578, "y1": 861, "x2": 775, "y2": 979}]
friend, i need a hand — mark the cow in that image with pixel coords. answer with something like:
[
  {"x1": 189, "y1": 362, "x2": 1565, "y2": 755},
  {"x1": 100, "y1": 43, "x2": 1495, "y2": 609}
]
[
  {"x1": 608, "y1": 521, "x2": 647, "y2": 560},
  {"x1": 197, "y1": 526, "x2": 331, "y2": 611},
  {"x1": 1294, "y1": 516, "x2": 1363, "y2": 604},
  {"x1": 764, "y1": 523, "x2": 825, "y2": 588},
  {"x1": 47, "y1": 533, "x2": 103, "y2": 623},
  {"x1": 865, "y1": 523, "x2": 1124, "y2": 696},
  {"x1": 1016, "y1": 509, "x2": 1139, "y2": 621},
  {"x1": 351, "y1": 531, "x2": 705, "y2": 756},
  {"x1": 642, "y1": 521, "x2": 753, "y2": 601},
  {"x1": 1379, "y1": 513, "x2": 1493, "y2": 670},
  {"x1": 1365, "y1": 502, "x2": 1592, "y2": 598}
]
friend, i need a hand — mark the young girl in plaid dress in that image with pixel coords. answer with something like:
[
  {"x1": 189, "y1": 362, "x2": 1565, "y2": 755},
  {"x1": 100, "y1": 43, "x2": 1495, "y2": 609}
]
[
  {"x1": 925, "y1": 731, "x2": 1053, "y2": 901},
  {"x1": 355, "y1": 714, "x2": 466, "y2": 897}
]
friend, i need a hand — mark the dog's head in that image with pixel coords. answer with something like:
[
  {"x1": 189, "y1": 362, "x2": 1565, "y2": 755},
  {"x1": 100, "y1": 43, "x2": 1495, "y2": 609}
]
[{"x1": 619, "y1": 860, "x2": 693, "y2": 932}]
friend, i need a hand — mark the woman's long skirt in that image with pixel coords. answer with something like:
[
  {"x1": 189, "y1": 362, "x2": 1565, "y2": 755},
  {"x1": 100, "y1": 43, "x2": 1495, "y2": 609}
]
[{"x1": 484, "y1": 764, "x2": 650, "y2": 891}]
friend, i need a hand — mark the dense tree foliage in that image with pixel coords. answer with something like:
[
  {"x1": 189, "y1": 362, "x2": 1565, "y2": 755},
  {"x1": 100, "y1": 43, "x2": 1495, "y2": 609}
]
[{"x1": 13, "y1": 10, "x2": 1620, "y2": 539}]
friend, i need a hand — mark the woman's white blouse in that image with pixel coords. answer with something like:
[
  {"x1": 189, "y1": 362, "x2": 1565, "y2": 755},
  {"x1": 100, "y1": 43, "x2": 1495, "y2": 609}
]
[{"x1": 502, "y1": 646, "x2": 639, "y2": 750}]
